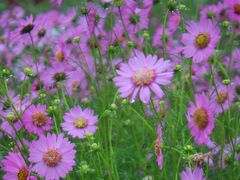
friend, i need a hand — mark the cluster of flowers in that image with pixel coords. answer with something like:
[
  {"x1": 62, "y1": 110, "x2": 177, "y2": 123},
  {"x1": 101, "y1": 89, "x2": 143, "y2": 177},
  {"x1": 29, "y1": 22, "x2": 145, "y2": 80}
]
[{"x1": 0, "y1": 0, "x2": 239, "y2": 179}]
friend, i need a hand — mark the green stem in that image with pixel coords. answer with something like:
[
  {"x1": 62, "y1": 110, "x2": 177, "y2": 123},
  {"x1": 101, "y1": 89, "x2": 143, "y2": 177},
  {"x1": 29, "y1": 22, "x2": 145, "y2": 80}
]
[
  {"x1": 209, "y1": 63, "x2": 224, "y2": 112},
  {"x1": 129, "y1": 106, "x2": 154, "y2": 133}
]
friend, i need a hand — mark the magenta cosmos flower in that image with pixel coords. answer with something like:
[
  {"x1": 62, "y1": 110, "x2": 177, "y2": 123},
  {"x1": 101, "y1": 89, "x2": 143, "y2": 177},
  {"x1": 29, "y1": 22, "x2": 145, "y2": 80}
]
[
  {"x1": 121, "y1": 1, "x2": 150, "y2": 33},
  {"x1": 180, "y1": 167, "x2": 206, "y2": 180},
  {"x1": 211, "y1": 83, "x2": 234, "y2": 114},
  {"x1": 22, "y1": 104, "x2": 52, "y2": 136},
  {"x1": 187, "y1": 93, "x2": 215, "y2": 146},
  {"x1": 10, "y1": 15, "x2": 37, "y2": 45},
  {"x1": 155, "y1": 124, "x2": 163, "y2": 170},
  {"x1": 29, "y1": 133, "x2": 76, "y2": 180},
  {"x1": 62, "y1": 106, "x2": 98, "y2": 139},
  {"x1": 181, "y1": 19, "x2": 221, "y2": 63},
  {"x1": 113, "y1": 51, "x2": 173, "y2": 104},
  {"x1": 2, "y1": 151, "x2": 36, "y2": 180},
  {"x1": 225, "y1": 0, "x2": 240, "y2": 22}
]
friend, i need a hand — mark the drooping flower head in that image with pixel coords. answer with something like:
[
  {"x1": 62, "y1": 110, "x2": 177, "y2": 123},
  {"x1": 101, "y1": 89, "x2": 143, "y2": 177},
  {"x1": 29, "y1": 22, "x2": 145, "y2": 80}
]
[
  {"x1": 114, "y1": 51, "x2": 173, "y2": 104},
  {"x1": 22, "y1": 104, "x2": 52, "y2": 136},
  {"x1": 62, "y1": 106, "x2": 98, "y2": 139},
  {"x1": 10, "y1": 15, "x2": 36, "y2": 45},
  {"x1": 29, "y1": 133, "x2": 76, "y2": 180},
  {"x1": 2, "y1": 151, "x2": 35, "y2": 180},
  {"x1": 187, "y1": 93, "x2": 215, "y2": 146},
  {"x1": 180, "y1": 167, "x2": 206, "y2": 180},
  {"x1": 211, "y1": 83, "x2": 234, "y2": 114},
  {"x1": 154, "y1": 124, "x2": 163, "y2": 170},
  {"x1": 181, "y1": 19, "x2": 221, "y2": 62}
]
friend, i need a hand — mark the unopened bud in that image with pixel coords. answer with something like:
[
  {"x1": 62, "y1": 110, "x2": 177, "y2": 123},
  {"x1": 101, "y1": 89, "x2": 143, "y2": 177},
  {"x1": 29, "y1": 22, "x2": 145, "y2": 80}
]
[
  {"x1": 222, "y1": 79, "x2": 231, "y2": 86},
  {"x1": 24, "y1": 67, "x2": 33, "y2": 77},
  {"x1": 73, "y1": 36, "x2": 80, "y2": 43}
]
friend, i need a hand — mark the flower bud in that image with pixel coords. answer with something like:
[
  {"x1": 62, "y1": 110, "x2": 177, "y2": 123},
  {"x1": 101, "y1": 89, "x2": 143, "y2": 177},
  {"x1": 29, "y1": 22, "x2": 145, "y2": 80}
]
[
  {"x1": 80, "y1": 163, "x2": 90, "y2": 174},
  {"x1": 6, "y1": 112, "x2": 16, "y2": 122},
  {"x1": 222, "y1": 79, "x2": 231, "y2": 86},
  {"x1": 167, "y1": 0, "x2": 177, "y2": 12},
  {"x1": 2, "y1": 69, "x2": 11, "y2": 78},
  {"x1": 121, "y1": 99, "x2": 128, "y2": 105},
  {"x1": 127, "y1": 41, "x2": 135, "y2": 48},
  {"x1": 85, "y1": 132, "x2": 93, "y2": 139},
  {"x1": 143, "y1": 31, "x2": 150, "y2": 40},
  {"x1": 222, "y1": 21, "x2": 230, "y2": 28},
  {"x1": 110, "y1": 103, "x2": 117, "y2": 110},
  {"x1": 54, "y1": 98, "x2": 61, "y2": 105},
  {"x1": 178, "y1": 4, "x2": 187, "y2": 11},
  {"x1": 108, "y1": 45, "x2": 115, "y2": 53},
  {"x1": 39, "y1": 93, "x2": 46, "y2": 99},
  {"x1": 174, "y1": 64, "x2": 182, "y2": 72},
  {"x1": 183, "y1": 145, "x2": 194, "y2": 153},
  {"x1": 47, "y1": 106, "x2": 54, "y2": 113},
  {"x1": 24, "y1": 67, "x2": 33, "y2": 77},
  {"x1": 91, "y1": 143, "x2": 100, "y2": 151},
  {"x1": 73, "y1": 36, "x2": 80, "y2": 43}
]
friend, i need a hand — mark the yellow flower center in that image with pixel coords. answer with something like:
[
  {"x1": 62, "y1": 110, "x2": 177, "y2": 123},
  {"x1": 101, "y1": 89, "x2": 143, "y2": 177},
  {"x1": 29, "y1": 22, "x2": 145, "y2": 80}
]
[
  {"x1": 154, "y1": 139, "x2": 160, "y2": 156},
  {"x1": 216, "y1": 91, "x2": 228, "y2": 104},
  {"x1": 32, "y1": 112, "x2": 48, "y2": 127},
  {"x1": 195, "y1": 33, "x2": 210, "y2": 49},
  {"x1": 74, "y1": 117, "x2": 88, "y2": 128},
  {"x1": 132, "y1": 68, "x2": 155, "y2": 86},
  {"x1": 17, "y1": 168, "x2": 28, "y2": 180},
  {"x1": 56, "y1": 51, "x2": 64, "y2": 62},
  {"x1": 234, "y1": 4, "x2": 240, "y2": 15},
  {"x1": 193, "y1": 108, "x2": 209, "y2": 129},
  {"x1": 43, "y1": 148, "x2": 62, "y2": 167}
]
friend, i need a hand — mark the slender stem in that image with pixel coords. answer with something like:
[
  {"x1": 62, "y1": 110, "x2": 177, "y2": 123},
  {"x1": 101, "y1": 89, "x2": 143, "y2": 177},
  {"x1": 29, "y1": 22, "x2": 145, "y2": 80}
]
[
  {"x1": 129, "y1": 106, "x2": 154, "y2": 133},
  {"x1": 60, "y1": 83, "x2": 70, "y2": 110},
  {"x1": 118, "y1": 7, "x2": 130, "y2": 39},
  {"x1": 162, "y1": 10, "x2": 169, "y2": 60},
  {"x1": 209, "y1": 63, "x2": 224, "y2": 112}
]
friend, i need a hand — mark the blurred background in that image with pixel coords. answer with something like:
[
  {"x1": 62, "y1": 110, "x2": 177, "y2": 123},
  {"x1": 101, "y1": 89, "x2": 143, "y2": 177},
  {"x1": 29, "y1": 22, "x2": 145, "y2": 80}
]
[{"x1": 0, "y1": 0, "x2": 220, "y2": 14}]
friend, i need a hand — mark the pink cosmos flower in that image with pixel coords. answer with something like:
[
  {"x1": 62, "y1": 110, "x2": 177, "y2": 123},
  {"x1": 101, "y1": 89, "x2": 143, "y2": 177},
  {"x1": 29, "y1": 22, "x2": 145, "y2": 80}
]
[
  {"x1": 22, "y1": 104, "x2": 52, "y2": 136},
  {"x1": 181, "y1": 19, "x2": 221, "y2": 63},
  {"x1": 168, "y1": 12, "x2": 181, "y2": 33},
  {"x1": 155, "y1": 124, "x2": 163, "y2": 170},
  {"x1": 218, "y1": 136, "x2": 240, "y2": 168},
  {"x1": 10, "y1": 15, "x2": 37, "y2": 45},
  {"x1": 113, "y1": 51, "x2": 173, "y2": 104},
  {"x1": 2, "y1": 151, "x2": 36, "y2": 180},
  {"x1": 120, "y1": 1, "x2": 150, "y2": 33},
  {"x1": 225, "y1": 0, "x2": 240, "y2": 22},
  {"x1": 62, "y1": 106, "x2": 98, "y2": 139},
  {"x1": 152, "y1": 25, "x2": 173, "y2": 48},
  {"x1": 210, "y1": 83, "x2": 234, "y2": 114},
  {"x1": 65, "y1": 70, "x2": 88, "y2": 97},
  {"x1": 29, "y1": 133, "x2": 76, "y2": 180},
  {"x1": 187, "y1": 93, "x2": 215, "y2": 146},
  {"x1": 180, "y1": 167, "x2": 206, "y2": 180},
  {"x1": 40, "y1": 62, "x2": 72, "y2": 87},
  {"x1": 200, "y1": 4, "x2": 220, "y2": 20}
]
